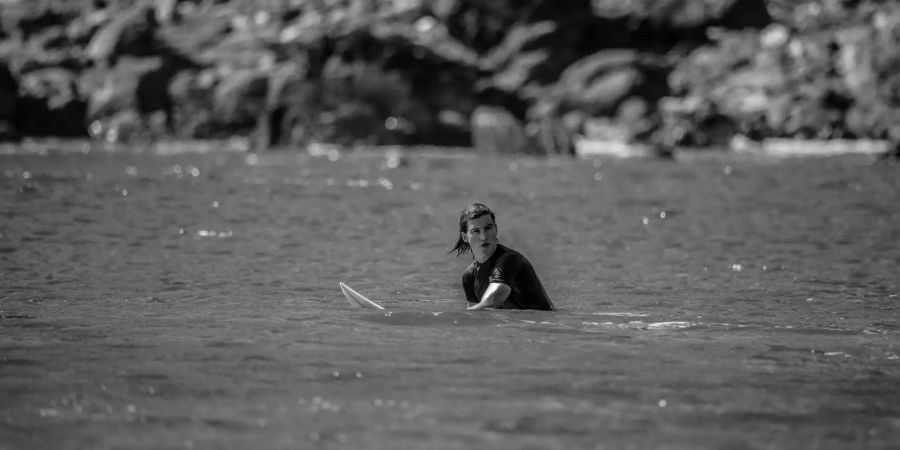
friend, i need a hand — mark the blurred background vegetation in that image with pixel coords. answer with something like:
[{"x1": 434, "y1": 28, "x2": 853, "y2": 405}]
[{"x1": 1, "y1": 0, "x2": 899, "y2": 155}]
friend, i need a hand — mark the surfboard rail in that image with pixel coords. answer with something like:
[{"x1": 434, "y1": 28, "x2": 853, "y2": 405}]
[{"x1": 339, "y1": 282, "x2": 386, "y2": 309}]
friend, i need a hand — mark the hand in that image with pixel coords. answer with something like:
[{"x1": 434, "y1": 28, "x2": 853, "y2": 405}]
[{"x1": 467, "y1": 300, "x2": 491, "y2": 310}]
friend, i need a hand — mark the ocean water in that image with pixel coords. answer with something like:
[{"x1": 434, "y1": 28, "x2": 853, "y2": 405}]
[{"x1": 1, "y1": 141, "x2": 899, "y2": 449}]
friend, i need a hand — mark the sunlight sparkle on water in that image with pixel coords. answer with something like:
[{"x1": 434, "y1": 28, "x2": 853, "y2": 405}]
[
  {"x1": 196, "y1": 230, "x2": 232, "y2": 238},
  {"x1": 384, "y1": 148, "x2": 404, "y2": 169},
  {"x1": 346, "y1": 178, "x2": 394, "y2": 190}
]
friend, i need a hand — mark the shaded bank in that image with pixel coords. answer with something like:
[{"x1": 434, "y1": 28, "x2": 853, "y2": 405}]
[{"x1": 1, "y1": 0, "x2": 898, "y2": 156}]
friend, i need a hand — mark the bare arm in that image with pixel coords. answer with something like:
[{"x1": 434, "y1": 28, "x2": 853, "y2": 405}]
[{"x1": 467, "y1": 283, "x2": 511, "y2": 310}]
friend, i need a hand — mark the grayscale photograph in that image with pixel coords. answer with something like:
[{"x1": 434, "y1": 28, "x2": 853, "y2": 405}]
[{"x1": 1, "y1": 0, "x2": 899, "y2": 448}]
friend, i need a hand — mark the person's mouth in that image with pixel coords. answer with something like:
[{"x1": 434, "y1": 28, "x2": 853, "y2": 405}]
[{"x1": 480, "y1": 243, "x2": 491, "y2": 248}]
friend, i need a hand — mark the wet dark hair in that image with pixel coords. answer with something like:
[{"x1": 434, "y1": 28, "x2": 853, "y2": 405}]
[{"x1": 450, "y1": 203, "x2": 496, "y2": 256}]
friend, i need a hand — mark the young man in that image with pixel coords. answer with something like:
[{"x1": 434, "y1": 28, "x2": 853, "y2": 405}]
[{"x1": 451, "y1": 203, "x2": 556, "y2": 311}]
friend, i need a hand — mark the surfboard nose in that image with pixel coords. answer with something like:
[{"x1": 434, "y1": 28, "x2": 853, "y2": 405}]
[{"x1": 339, "y1": 282, "x2": 385, "y2": 310}]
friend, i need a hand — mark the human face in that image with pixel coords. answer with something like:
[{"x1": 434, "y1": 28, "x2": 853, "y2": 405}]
[{"x1": 463, "y1": 214, "x2": 498, "y2": 263}]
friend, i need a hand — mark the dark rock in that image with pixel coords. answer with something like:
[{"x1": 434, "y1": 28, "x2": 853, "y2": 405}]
[
  {"x1": 0, "y1": 121, "x2": 17, "y2": 141},
  {"x1": 0, "y1": 62, "x2": 18, "y2": 141},
  {"x1": 15, "y1": 68, "x2": 87, "y2": 137},
  {"x1": 10, "y1": 95, "x2": 45, "y2": 137},
  {"x1": 48, "y1": 97, "x2": 90, "y2": 137},
  {"x1": 657, "y1": 97, "x2": 739, "y2": 147},
  {"x1": 14, "y1": 93, "x2": 87, "y2": 138},
  {"x1": 135, "y1": 59, "x2": 191, "y2": 132},
  {"x1": 0, "y1": 61, "x2": 18, "y2": 122},
  {"x1": 877, "y1": 140, "x2": 900, "y2": 162}
]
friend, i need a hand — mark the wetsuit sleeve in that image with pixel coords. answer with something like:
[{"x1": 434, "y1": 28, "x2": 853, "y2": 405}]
[
  {"x1": 462, "y1": 269, "x2": 477, "y2": 303},
  {"x1": 488, "y1": 252, "x2": 523, "y2": 286}
]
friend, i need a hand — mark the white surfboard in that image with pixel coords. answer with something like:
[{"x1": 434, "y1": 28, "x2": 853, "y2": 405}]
[{"x1": 339, "y1": 282, "x2": 385, "y2": 309}]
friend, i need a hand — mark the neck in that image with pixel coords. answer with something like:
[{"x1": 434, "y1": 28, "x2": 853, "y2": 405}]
[{"x1": 474, "y1": 244, "x2": 498, "y2": 263}]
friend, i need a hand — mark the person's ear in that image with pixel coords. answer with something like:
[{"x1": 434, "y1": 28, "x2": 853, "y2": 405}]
[{"x1": 461, "y1": 232, "x2": 468, "y2": 243}]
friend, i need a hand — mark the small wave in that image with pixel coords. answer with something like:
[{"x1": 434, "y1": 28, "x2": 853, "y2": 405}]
[
  {"x1": 357, "y1": 310, "x2": 503, "y2": 327},
  {"x1": 646, "y1": 321, "x2": 697, "y2": 329},
  {"x1": 771, "y1": 325, "x2": 861, "y2": 335},
  {"x1": 577, "y1": 320, "x2": 700, "y2": 331},
  {"x1": 590, "y1": 312, "x2": 648, "y2": 317}
]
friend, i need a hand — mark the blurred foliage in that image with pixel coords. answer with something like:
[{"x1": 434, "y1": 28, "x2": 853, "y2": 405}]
[
  {"x1": 664, "y1": 0, "x2": 900, "y2": 146},
  {"x1": 0, "y1": 0, "x2": 899, "y2": 153}
]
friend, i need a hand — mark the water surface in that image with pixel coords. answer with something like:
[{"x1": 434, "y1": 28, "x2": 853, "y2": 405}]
[{"x1": 1, "y1": 142, "x2": 899, "y2": 449}]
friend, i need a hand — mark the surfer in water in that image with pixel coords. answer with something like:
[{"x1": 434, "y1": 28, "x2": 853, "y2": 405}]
[{"x1": 451, "y1": 203, "x2": 556, "y2": 311}]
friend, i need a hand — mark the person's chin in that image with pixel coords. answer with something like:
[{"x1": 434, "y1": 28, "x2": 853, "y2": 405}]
[{"x1": 476, "y1": 243, "x2": 495, "y2": 257}]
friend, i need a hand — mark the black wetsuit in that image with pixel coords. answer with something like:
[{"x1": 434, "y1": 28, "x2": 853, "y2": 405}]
[{"x1": 462, "y1": 244, "x2": 556, "y2": 311}]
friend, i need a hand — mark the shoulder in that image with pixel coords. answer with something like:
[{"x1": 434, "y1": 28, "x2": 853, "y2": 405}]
[
  {"x1": 462, "y1": 261, "x2": 477, "y2": 279},
  {"x1": 495, "y1": 245, "x2": 529, "y2": 266}
]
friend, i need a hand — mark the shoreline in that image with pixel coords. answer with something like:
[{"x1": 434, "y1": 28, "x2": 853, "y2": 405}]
[{"x1": 1, "y1": 136, "x2": 894, "y2": 161}]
